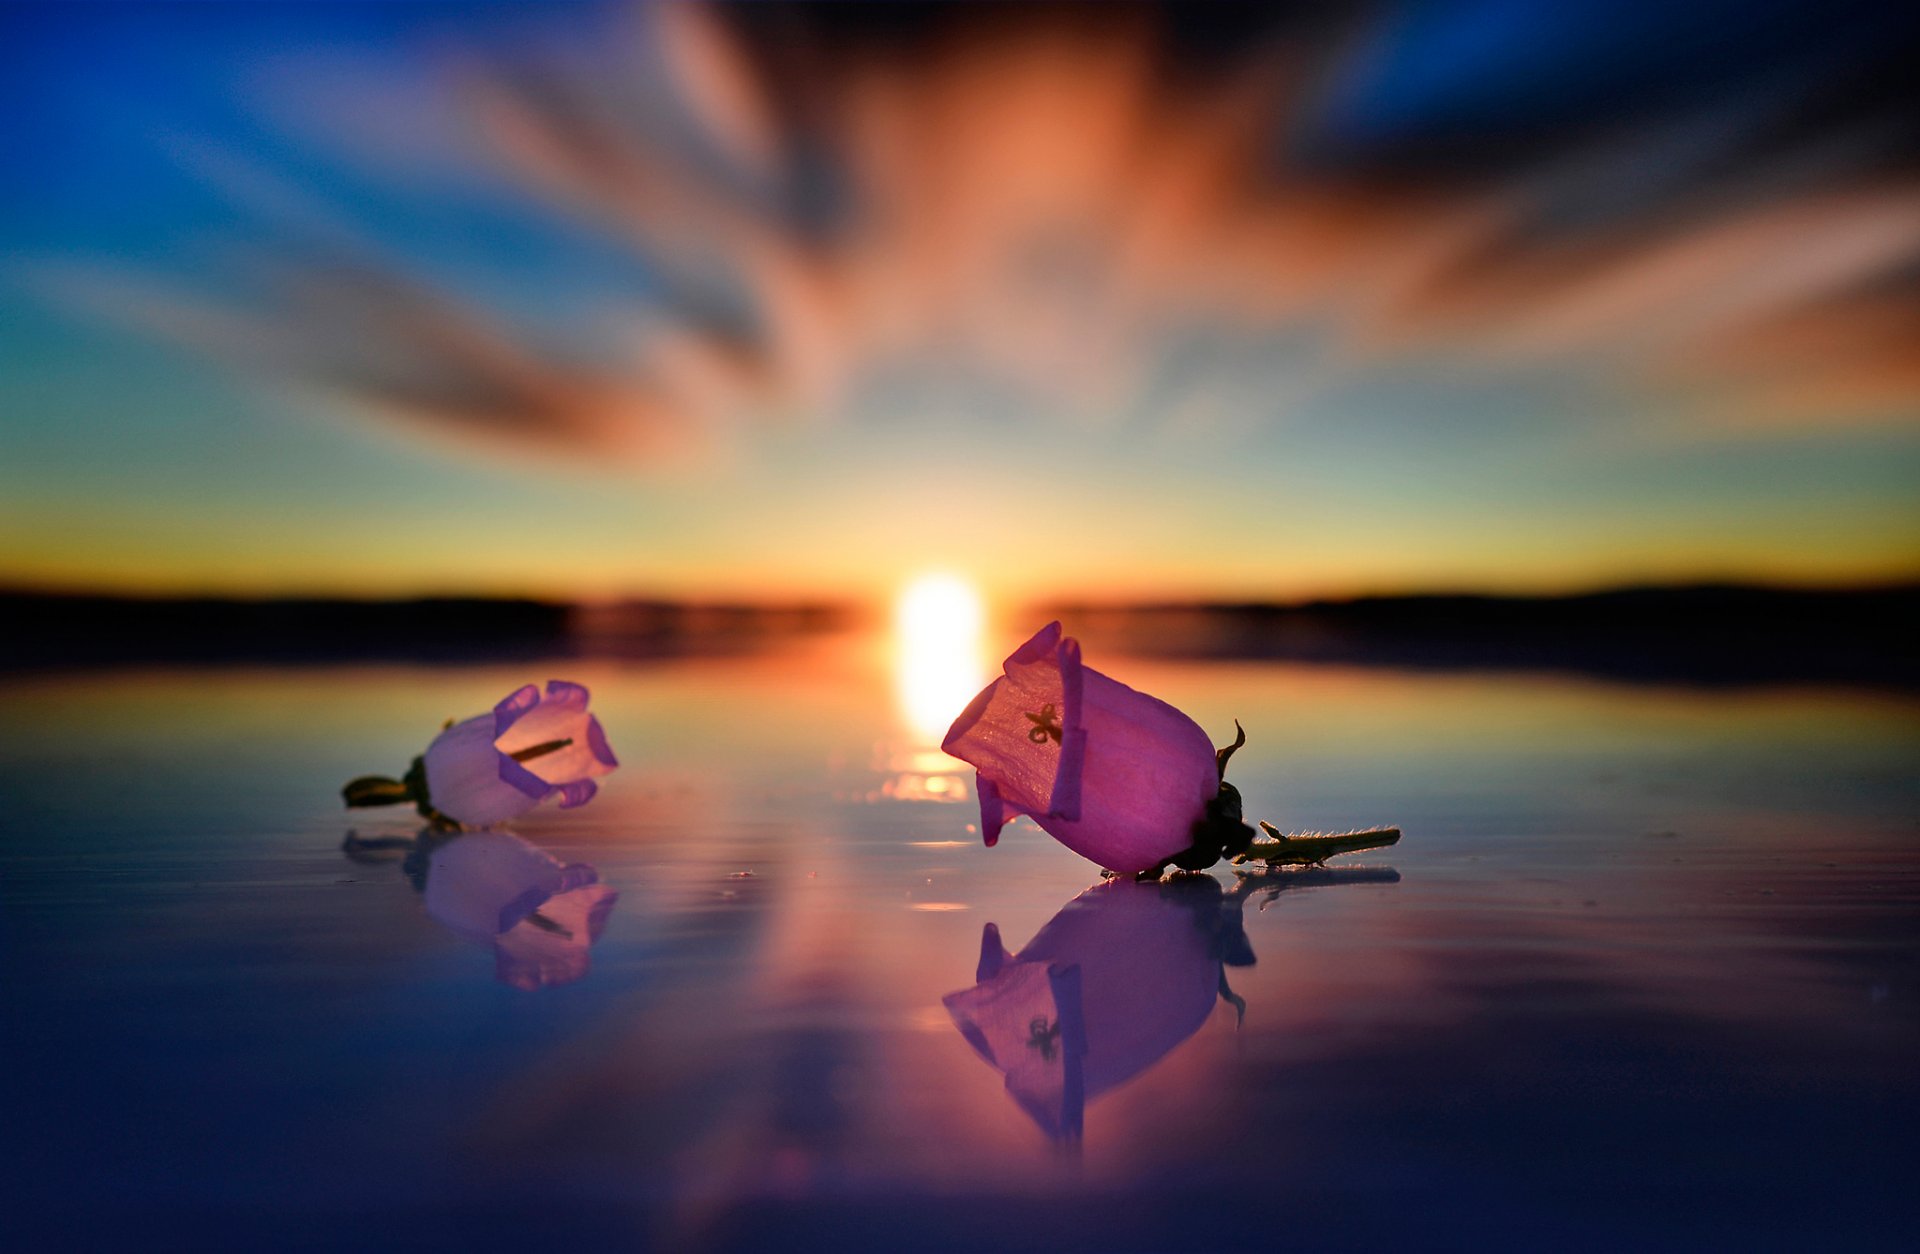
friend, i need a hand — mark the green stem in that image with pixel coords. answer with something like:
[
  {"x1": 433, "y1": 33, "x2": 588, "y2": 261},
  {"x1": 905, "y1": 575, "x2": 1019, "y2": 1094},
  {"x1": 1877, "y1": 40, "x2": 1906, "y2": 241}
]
[
  {"x1": 343, "y1": 753, "x2": 447, "y2": 827},
  {"x1": 342, "y1": 775, "x2": 413, "y2": 808},
  {"x1": 1232, "y1": 825, "x2": 1401, "y2": 866}
]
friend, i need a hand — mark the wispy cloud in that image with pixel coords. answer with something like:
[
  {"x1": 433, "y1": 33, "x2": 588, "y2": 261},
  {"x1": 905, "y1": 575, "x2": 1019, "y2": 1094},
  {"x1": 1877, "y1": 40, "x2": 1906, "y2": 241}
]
[{"x1": 36, "y1": 0, "x2": 1920, "y2": 463}]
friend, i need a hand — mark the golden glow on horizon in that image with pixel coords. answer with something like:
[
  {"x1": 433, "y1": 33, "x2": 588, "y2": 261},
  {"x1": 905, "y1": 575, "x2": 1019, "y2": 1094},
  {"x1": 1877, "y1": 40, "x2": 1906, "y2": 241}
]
[{"x1": 893, "y1": 573, "x2": 989, "y2": 745}]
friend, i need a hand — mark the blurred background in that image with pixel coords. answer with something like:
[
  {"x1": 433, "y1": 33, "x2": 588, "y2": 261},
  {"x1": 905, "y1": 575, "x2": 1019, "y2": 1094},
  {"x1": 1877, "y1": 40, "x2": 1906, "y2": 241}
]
[
  {"x1": 5, "y1": 7, "x2": 1919, "y2": 1249},
  {"x1": 4, "y1": 0, "x2": 1916, "y2": 632}
]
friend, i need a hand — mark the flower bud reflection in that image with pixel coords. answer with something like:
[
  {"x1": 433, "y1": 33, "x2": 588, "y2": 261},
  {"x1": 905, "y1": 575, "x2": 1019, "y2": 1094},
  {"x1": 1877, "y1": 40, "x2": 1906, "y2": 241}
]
[
  {"x1": 422, "y1": 831, "x2": 618, "y2": 990},
  {"x1": 942, "y1": 876, "x2": 1252, "y2": 1141}
]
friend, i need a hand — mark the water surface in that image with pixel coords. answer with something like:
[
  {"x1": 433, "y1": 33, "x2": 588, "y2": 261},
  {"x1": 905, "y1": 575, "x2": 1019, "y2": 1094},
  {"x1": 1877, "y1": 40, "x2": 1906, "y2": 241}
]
[{"x1": 2, "y1": 636, "x2": 1914, "y2": 1250}]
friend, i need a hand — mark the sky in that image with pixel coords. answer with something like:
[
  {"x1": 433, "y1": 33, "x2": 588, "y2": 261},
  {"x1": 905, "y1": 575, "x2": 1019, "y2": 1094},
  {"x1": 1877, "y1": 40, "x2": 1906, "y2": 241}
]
[{"x1": 3, "y1": 0, "x2": 1918, "y2": 605}]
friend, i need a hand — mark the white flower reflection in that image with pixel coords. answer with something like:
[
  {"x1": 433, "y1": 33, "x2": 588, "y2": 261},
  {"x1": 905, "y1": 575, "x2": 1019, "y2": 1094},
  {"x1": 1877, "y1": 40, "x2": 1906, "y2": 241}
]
[
  {"x1": 944, "y1": 867, "x2": 1399, "y2": 1141},
  {"x1": 420, "y1": 831, "x2": 619, "y2": 991}
]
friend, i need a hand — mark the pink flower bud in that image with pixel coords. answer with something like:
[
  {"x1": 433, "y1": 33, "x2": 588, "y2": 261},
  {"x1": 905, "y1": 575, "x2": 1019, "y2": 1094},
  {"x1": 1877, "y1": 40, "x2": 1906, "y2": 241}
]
[{"x1": 942, "y1": 622, "x2": 1221, "y2": 874}]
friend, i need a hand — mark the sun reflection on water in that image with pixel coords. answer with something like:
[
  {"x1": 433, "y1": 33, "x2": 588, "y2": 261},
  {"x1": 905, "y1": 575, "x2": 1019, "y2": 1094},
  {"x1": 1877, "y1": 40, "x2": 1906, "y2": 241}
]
[{"x1": 892, "y1": 572, "x2": 989, "y2": 746}]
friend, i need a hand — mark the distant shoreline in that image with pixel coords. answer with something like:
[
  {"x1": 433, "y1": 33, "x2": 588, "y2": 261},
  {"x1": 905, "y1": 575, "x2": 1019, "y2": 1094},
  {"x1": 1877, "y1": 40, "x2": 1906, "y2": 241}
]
[
  {"x1": 1039, "y1": 583, "x2": 1920, "y2": 690},
  {"x1": 4, "y1": 583, "x2": 1915, "y2": 689}
]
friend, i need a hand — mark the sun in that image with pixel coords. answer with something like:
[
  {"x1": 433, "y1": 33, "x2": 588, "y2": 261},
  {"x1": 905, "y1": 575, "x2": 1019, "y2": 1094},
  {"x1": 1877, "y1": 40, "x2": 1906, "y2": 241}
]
[{"x1": 893, "y1": 573, "x2": 989, "y2": 744}]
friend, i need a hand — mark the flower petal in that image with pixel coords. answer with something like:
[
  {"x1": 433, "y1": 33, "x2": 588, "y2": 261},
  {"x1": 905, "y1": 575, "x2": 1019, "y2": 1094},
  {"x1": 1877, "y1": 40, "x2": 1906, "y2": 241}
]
[
  {"x1": 1034, "y1": 667, "x2": 1218, "y2": 872},
  {"x1": 1053, "y1": 638, "x2": 1086, "y2": 823},
  {"x1": 497, "y1": 752, "x2": 554, "y2": 801},
  {"x1": 942, "y1": 621, "x2": 1086, "y2": 845},
  {"x1": 974, "y1": 777, "x2": 1007, "y2": 848},
  {"x1": 497, "y1": 691, "x2": 585, "y2": 752},
  {"x1": 493, "y1": 682, "x2": 616, "y2": 790},
  {"x1": 508, "y1": 711, "x2": 619, "y2": 788},
  {"x1": 493, "y1": 683, "x2": 542, "y2": 738},
  {"x1": 943, "y1": 623, "x2": 1217, "y2": 872},
  {"x1": 585, "y1": 715, "x2": 619, "y2": 769},
  {"x1": 425, "y1": 715, "x2": 545, "y2": 826},
  {"x1": 1005, "y1": 619, "x2": 1064, "y2": 666},
  {"x1": 544, "y1": 679, "x2": 590, "y2": 709}
]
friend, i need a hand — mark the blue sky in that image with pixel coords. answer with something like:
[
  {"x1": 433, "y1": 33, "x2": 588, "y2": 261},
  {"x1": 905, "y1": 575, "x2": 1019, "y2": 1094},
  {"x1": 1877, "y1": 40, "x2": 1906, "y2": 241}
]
[{"x1": 4, "y1": 0, "x2": 1916, "y2": 602}]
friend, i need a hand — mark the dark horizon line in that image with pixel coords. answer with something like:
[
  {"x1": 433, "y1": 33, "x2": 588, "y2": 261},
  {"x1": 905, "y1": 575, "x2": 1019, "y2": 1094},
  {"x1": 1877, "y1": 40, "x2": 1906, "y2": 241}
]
[
  {"x1": 4, "y1": 575, "x2": 1917, "y2": 614},
  {"x1": 5, "y1": 580, "x2": 1914, "y2": 690}
]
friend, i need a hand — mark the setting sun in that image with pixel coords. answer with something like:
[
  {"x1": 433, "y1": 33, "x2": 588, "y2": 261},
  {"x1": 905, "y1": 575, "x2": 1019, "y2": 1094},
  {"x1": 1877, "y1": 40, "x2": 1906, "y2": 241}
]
[{"x1": 892, "y1": 573, "x2": 988, "y2": 744}]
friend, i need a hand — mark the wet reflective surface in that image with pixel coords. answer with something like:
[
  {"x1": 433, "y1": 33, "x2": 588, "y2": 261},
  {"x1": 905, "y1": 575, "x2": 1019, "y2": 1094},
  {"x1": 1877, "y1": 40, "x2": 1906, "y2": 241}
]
[{"x1": 2, "y1": 636, "x2": 1915, "y2": 1250}]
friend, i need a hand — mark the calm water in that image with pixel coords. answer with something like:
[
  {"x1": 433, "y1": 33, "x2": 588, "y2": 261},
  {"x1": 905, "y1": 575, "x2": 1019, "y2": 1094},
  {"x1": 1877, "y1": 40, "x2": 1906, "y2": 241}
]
[{"x1": 3, "y1": 633, "x2": 1916, "y2": 1251}]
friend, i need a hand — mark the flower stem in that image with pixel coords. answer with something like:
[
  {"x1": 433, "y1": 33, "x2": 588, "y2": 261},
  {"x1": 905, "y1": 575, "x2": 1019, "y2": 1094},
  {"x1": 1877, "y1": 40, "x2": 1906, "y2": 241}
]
[
  {"x1": 1232, "y1": 825, "x2": 1401, "y2": 866},
  {"x1": 342, "y1": 754, "x2": 447, "y2": 826},
  {"x1": 342, "y1": 775, "x2": 413, "y2": 808}
]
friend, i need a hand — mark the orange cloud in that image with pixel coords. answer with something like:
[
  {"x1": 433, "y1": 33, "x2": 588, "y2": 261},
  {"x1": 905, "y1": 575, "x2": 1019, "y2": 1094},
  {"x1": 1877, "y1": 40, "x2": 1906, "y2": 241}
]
[{"x1": 43, "y1": 1, "x2": 1920, "y2": 462}]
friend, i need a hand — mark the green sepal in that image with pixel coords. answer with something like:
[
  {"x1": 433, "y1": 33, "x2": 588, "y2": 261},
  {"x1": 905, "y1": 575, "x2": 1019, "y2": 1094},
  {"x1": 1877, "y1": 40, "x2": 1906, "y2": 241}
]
[
  {"x1": 1136, "y1": 727, "x2": 1260, "y2": 879},
  {"x1": 400, "y1": 754, "x2": 448, "y2": 823},
  {"x1": 1214, "y1": 719, "x2": 1246, "y2": 782}
]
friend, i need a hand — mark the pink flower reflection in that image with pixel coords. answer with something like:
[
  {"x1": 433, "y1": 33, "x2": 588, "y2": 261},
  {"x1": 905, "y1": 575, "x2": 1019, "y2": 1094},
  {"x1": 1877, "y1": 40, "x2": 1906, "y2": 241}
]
[
  {"x1": 423, "y1": 831, "x2": 618, "y2": 990},
  {"x1": 942, "y1": 877, "x2": 1251, "y2": 1141},
  {"x1": 943, "y1": 622, "x2": 1221, "y2": 873}
]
